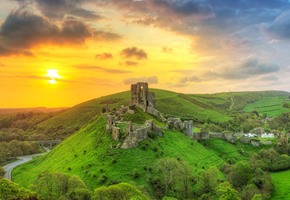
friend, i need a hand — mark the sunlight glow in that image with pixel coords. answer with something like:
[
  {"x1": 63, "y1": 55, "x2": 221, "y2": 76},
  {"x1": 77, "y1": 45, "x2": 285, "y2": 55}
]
[{"x1": 46, "y1": 69, "x2": 61, "y2": 84}]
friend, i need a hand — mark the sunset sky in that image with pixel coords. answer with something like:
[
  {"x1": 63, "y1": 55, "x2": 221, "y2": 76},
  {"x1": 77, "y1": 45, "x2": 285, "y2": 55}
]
[{"x1": 1, "y1": 0, "x2": 290, "y2": 108}]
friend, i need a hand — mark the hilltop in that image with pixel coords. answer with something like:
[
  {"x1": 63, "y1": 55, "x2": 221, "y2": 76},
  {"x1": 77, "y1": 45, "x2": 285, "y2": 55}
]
[
  {"x1": 12, "y1": 87, "x2": 285, "y2": 186},
  {"x1": 35, "y1": 89, "x2": 290, "y2": 139}
]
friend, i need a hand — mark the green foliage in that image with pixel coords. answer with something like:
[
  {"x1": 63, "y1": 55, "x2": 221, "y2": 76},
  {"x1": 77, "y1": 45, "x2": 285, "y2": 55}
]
[
  {"x1": 67, "y1": 188, "x2": 92, "y2": 200},
  {"x1": 227, "y1": 161, "x2": 255, "y2": 189},
  {"x1": 225, "y1": 161, "x2": 273, "y2": 199},
  {"x1": 13, "y1": 116, "x2": 226, "y2": 190},
  {"x1": 93, "y1": 183, "x2": 148, "y2": 200},
  {"x1": 30, "y1": 172, "x2": 88, "y2": 200},
  {"x1": 162, "y1": 197, "x2": 178, "y2": 200},
  {"x1": 269, "y1": 112, "x2": 290, "y2": 132},
  {"x1": 202, "y1": 139, "x2": 260, "y2": 164},
  {"x1": 0, "y1": 140, "x2": 40, "y2": 164},
  {"x1": 251, "y1": 194, "x2": 262, "y2": 200},
  {"x1": 0, "y1": 166, "x2": 5, "y2": 177},
  {"x1": 150, "y1": 158, "x2": 193, "y2": 199},
  {"x1": 0, "y1": 178, "x2": 37, "y2": 200},
  {"x1": 250, "y1": 148, "x2": 290, "y2": 172},
  {"x1": 217, "y1": 182, "x2": 240, "y2": 200}
]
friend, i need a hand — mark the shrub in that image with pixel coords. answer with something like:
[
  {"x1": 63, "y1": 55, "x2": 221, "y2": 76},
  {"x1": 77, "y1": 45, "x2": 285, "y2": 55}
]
[
  {"x1": 99, "y1": 175, "x2": 108, "y2": 184},
  {"x1": 132, "y1": 169, "x2": 140, "y2": 178},
  {"x1": 93, "y1": 183, "x2": 148, "y2": 200}
]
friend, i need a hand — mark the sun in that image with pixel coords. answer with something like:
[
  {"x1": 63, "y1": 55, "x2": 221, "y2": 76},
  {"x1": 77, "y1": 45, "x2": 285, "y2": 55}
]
[{"x1": 46, "y1": 69, "x2": 61, "y2": 84}]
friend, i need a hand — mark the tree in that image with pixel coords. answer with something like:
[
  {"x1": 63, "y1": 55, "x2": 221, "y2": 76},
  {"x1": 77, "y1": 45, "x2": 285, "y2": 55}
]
[
  {"x1": 217, "y1": 182, "x2": 240, "y2": 200},
  {"x1": 67, "y1": 188, "x2": 91, "y2": 200},
  {"x1": 240, "y1": 184, "x2": 260, "y2": 200},
  {"x1": 0, "y1": 166, "x2": 5, "y2": 177},
  {"x1": 93, "y1": 183, "x2": 148, "y2": 200},
  {"x1": 251, "y1": 194, "x2": 262, "y2": 200},
  {"x1": 0, "y1": 178, "x2": 37, "y2": 200},
  {"x1": 31, "y1": 172, "x2": 89, "y2": 200},
  {"x1": 198, "y1": 166, "x2": 220, "y2": 195},
  {"x1": 150, "y1": 158, "x2": 193, "y2": 199},
  {"x1": 227, "y1": 161, "x2": 254, "y2": 189},
  {"x1": 277, "y1": 132, "x2": 289, "y2": 154}
]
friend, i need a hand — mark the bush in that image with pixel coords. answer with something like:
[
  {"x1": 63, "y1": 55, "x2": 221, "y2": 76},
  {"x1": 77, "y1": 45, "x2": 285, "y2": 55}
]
[
  {"x1": 93, "y1": 183, "x2": 148, "y2": 200},
  {"x1": 68, "y1": 188, "x2": 91, "y2": 200},
  {"x1": 132, "y1": 169, "x2": 140, "y2": 178},
  {"x1": 0, "y1": 166, "x2": 5, "y2": 177},
  {"x1": 0, "y1": 178, "x2": 37, "y2": 200},
  {"x1": 31, "y1": 172, "x2": 88, "y2": 200},
  {"x1": 99, "y1": 175, "x2": 108, "y2": 184}
]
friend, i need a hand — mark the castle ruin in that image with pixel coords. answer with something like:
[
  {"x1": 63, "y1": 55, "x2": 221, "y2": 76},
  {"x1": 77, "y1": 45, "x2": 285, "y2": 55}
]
[{"x1": 131, "y1": 82, "x2": 155, "y2": 112}]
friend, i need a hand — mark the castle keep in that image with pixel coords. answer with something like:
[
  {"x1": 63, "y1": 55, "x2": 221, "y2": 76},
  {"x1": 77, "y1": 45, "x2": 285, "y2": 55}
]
[{"x1": 131, "y1": 82, "x2": 155, "y2": 112}]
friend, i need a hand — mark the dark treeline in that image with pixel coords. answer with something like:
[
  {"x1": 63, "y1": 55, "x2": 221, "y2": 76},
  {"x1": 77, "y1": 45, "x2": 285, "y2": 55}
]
[
  {"x1": 0, "y1": 140, "x2": 40, "y2": 163},
  {"x1": 0, "y1": 110, "x2": 65, "y2": 164}
]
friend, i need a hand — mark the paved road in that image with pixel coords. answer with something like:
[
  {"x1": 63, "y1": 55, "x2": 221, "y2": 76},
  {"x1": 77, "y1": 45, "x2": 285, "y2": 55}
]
[{"x1": 3, "y1": 148, "x2": 50, "y2": 180}]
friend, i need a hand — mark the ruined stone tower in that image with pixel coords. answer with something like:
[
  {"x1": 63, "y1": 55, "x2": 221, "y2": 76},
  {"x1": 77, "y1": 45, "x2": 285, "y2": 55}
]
[{"x1": 131, "y1": 82, "x2": 155, "y2": 112}]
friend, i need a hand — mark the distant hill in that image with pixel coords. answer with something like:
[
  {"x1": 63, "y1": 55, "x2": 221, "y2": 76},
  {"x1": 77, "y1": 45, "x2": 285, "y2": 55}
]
[
  {"x1": 0, "y1": 107, "x2": 68, "y2": 115},
  {"x1": 36, "y1": 89, "x2": 290, "y2": 139}
]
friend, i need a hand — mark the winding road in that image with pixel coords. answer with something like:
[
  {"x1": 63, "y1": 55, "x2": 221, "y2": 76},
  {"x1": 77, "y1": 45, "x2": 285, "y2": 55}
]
[{"x1": 3, "y1": 147, "x2": 50, "y2": 180}]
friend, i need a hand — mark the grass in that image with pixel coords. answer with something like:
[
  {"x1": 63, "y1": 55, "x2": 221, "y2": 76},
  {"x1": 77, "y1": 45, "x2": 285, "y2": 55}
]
[
  {"x1": 201, "y1": 139, "x2": 263, "y2": 164},
  {"x1": 35, "y1": 89, "x2": 290, "y2": 138},
  {"x1": 13, "y1": 116, "x2": 225, "y2": 189},
  {"x1": 244, "y1": 96, "x2": 290, "y2": 117},
  {"x1": 123, "y1": 107, "x2": 163, "y2": 126},
  {"x1": 271, "y1": 170, "x2": 290, "y2": 199},
  {"x1": 156, "y1": 96, "x2": 231, "y2": 122},
  {"x1": 13, "y1": 114, "x2": 262, "y2": 192}
]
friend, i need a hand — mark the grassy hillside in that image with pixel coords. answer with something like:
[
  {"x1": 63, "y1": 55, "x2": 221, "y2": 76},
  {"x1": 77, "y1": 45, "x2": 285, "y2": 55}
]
[
  {"x1": 244, "y1": 95, "x2": 290, "y2": 117},
  {"x1": 201, "y1": 139, "x2": 263, "y2": 164},
  {"x1": 271, "y1": 170, "x2": 290, "y2": 199},
  {"x1": 191, "y1": 90, "x2": 289, "y2": 112},
  {"x1": 13, "y1": 116, "x2": 221, "y2": 189},
  {"x1": 13, "y1": 114, "x2": 259, "y2": 191},
  {"x1": 37, "y1": 89, "x2": 290, "y2": 139}
]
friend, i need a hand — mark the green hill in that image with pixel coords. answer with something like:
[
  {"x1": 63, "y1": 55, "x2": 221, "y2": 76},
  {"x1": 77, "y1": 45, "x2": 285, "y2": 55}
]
[
  {"x1": 12, "y1": 89, "x2": 290, "y2": 197},
  {"x1": 13, "y1": 114, "x2": 259, "y2": 192},
  {"x1": 35, "y1": 89, "x2": 290, "y2": 139}
]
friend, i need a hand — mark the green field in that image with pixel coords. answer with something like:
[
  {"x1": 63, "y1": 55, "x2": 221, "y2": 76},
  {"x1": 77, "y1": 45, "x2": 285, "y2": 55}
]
[
  {"x1": 271, "y1": 170, "x2": 290, "y2": 199},
  {"x1": 244, "y1": 96, "x2": 290, "y2": 117}
]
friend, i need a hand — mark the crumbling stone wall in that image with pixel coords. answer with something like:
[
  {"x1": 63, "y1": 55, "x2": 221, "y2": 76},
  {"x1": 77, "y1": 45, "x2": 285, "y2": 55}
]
[
  {"x1": 166, "y1": 118, "x2": 195, "y2": 139},
  {"x1": 131, "y1": 82, "x2": 155, "y2": 112},
  {"x1": 121, "y1": 120, "x2": 163, "y2": 149},
  {"x1": 106, "y1": 115, "x2": 116, "y2": 133}
]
